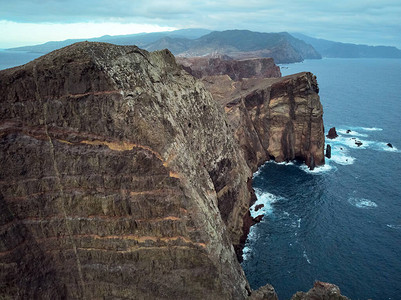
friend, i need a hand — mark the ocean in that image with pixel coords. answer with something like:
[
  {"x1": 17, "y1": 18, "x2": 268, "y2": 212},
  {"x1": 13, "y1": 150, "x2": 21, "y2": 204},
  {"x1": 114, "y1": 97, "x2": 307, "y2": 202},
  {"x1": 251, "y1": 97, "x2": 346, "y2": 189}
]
[
  {"x1": 0, "y1": 49, "x2": 43, "y2": 70},
  {"x1": 242, "y1": 58, "x2": 401, "y2": 300}
]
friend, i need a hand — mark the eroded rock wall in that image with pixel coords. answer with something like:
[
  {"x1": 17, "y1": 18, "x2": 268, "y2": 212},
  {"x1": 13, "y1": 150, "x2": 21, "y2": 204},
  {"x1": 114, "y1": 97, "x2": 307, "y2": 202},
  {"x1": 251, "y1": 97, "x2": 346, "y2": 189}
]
[
  {"x1": 0, "y1": 42, "x2": 253, "y2": 299},
  {"x1": 202, "y1": 72, "x2": 325, "y2": 171},
  {"x1": 176, "y1": 56, "x2": 281, "y2": 80}
]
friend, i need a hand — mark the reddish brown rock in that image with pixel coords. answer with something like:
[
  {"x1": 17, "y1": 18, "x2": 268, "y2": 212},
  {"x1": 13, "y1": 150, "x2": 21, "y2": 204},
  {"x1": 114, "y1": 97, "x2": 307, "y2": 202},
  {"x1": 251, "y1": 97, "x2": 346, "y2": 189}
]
[
  {"x1": 291, "y1": 281, "x2": 350, "y2": 300},
  {"x1": 202, "y1": 72, "x2": 325, "y2": 171},
  {"x1": 177, "y1": 55, "x2": 281, "y2": 80}
]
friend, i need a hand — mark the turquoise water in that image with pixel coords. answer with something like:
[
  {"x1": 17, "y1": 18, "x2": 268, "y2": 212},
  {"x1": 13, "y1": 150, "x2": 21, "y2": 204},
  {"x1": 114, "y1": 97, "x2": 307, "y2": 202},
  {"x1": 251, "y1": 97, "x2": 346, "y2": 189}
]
[{"x1": 242, "y1": 58, "x2": 401, "y2": 300}]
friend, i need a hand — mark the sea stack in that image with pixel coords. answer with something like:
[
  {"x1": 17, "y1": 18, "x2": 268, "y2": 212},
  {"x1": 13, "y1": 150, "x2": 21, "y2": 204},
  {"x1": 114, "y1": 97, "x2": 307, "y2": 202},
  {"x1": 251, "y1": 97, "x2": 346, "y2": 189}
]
[
  {"x1": 326, "y1": 127, "x2": 338, "y2": 139},
  {"x1": 326, "y1": 144, "x2": 332, "y2": 159}
]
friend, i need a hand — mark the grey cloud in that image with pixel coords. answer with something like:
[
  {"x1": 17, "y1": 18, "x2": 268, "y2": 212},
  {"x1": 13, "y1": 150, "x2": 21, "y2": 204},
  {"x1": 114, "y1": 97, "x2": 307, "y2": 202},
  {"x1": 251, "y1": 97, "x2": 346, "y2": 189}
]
[{"x1": 1, "y1": 0, "x2": 401, "y2": 47}]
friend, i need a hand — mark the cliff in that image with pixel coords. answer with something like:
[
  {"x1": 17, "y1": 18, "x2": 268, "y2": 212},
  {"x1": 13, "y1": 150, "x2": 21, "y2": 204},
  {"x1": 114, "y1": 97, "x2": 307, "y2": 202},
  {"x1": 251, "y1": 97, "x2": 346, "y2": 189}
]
[
  {"x1": 202, "y1": 73, "x2": 325, "y2": 170},
  {"x1": 0, "y1": 42, "x2": 326, "y2": 299},
  {"x1": 176, "y1": 55, "x2": 282, "y2": 80},
  {"x1": 0, "y1": 42, "x2": 253, "y2": 299}
]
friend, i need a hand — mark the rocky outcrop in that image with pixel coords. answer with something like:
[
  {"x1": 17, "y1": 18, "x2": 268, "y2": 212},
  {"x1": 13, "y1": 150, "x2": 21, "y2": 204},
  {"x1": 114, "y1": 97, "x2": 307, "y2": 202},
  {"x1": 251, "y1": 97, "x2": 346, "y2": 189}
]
[
  {"x1": 250, "y1": 284, "x2": 278, "y2": 300},
  {"x1": 327, "y1": 127, "x2": 338, "y2": 139},
  {"x1": 326, "y1": 144, "x2": 332, "y2": 159},
  {"x1": 202, "y1": 72, "x2": 325, "y2": 171},
  {"x1": 291, "y1": 281, "x2": 349, "y2": 300},
  {"x1": 176, "y1": 55, "x2": 281, "y2": 80},
  {"x1": 0, "y1": 42, "x2": 254, "y2": 299}
]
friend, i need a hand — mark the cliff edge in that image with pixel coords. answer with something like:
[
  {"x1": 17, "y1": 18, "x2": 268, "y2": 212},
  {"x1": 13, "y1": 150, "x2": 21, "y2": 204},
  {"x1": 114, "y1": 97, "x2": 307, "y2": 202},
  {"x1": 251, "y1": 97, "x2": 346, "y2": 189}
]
[
  {"x1": 202, "y1": 73, "x2": 325, "y2": 171},
  {"x1": 0, "y1": 42, "x2": 253, "y2": 299},
  {"x1": 0, "y1": 42, "x2": 326, "y2": 299}
]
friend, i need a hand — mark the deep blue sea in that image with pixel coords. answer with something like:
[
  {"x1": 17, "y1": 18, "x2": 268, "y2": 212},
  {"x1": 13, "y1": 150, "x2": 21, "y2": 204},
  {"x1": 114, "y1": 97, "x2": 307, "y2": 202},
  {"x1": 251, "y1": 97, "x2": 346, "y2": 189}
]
[
  {"x1": 0, "y1": 49, "x2": 43, "y2": 70},
  {"x1": 242, "y1": 58, "x2": 401, "y2": 300}
]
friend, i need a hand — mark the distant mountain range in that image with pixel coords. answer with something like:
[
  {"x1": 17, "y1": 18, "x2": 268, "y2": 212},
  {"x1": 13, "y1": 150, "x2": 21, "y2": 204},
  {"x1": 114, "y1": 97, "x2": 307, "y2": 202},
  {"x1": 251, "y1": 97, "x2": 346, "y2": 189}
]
[
  {"x1": 8, "y1": 29, "x2": 401, "y2": 63},
  {"x1": 8, "y1": 28, "x2": 211, "y2": 54},
  {"x1": 292, "y1": 33, "x2": 401, "y2": 59},
  {"x1": 7, "y1": 29, "x2": 320, "y2": 64}
]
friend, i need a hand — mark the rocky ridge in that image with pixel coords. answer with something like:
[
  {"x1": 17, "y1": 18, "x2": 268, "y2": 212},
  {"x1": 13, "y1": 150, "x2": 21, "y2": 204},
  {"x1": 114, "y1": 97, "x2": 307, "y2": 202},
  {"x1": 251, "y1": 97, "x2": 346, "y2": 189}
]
[
  {"x1": 1, "y1": 42, "x2": 332, "y2": 299},
  {"x1": 176, "y1": 55, "x2": 282, "y2": 81}
]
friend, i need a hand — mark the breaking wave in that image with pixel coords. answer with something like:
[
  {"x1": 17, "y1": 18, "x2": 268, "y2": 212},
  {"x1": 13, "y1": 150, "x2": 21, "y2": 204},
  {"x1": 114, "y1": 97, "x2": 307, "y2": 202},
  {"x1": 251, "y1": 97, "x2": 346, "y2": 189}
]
[
  {"x1": 348, "y1": 197, "x2": 378, "y2": 209},
  {"x1": 249, "y1": 189, "x2": 285, "y2": 218}
]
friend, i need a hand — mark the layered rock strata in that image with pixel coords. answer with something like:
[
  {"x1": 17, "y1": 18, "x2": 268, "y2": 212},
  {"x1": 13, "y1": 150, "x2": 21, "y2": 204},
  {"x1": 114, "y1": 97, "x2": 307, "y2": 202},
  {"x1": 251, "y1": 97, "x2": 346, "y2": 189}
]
[
  {"x1": 202, "y1": 73, "x2": 325, "y2": 170},
  {"x1": 0, "y1": 42, "x2": 327, "y2": 299},
  {"x1": 0, "y1": 42, "x2": 253, "y2": 299},
  {"x1": 176, "y1": 55, "x2": 281, "y2": 80}
]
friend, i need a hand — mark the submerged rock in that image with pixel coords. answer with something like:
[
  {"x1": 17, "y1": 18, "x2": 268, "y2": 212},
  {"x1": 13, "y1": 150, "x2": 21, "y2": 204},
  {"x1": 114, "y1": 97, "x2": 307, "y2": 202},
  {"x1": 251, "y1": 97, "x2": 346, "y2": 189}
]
[
  {"x1": 326, "y1": 127, "x2": 338, "y2": 139},
  {"x1": 255, "y1": 204, "x2": 264, "y2": 211},
  {"x1": 346, "y1": 129, "x2": 351, "y2": 134},
  {"x1": 355, "y1": 140, "x2": 363, "y2": 147},
  {"x1": 253, "y1": 215, "x2": 264, "y2": 223}
]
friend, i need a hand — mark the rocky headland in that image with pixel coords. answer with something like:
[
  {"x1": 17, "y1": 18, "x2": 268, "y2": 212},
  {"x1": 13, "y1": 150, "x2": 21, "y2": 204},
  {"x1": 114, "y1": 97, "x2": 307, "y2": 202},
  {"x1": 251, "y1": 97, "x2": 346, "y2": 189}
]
[
  {"x1": 0, "y1": 42, "x2": 339, "y2": 299},
  {"x1": 176, "y1": 55, "x2": 282, "y2": 81},
  {"x1": 202, "y1": 72, "x2": 325, "y2": 170}
]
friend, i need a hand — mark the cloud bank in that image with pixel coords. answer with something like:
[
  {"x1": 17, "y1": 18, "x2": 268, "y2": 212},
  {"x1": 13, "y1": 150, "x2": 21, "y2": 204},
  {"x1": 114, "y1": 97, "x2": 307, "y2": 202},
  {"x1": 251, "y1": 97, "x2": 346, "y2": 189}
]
[{"x1": 1, "y1": 0, "x2": 401, "y2": 48}]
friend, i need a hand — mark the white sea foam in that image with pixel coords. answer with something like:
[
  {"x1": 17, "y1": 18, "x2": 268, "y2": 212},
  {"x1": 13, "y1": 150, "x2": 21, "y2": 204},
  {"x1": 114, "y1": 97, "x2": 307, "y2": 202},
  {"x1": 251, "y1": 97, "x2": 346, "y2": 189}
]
[
  {"x1": 337, "y1": 129, "x2": 368, "y2": 137},
  {"x1": 348, "y1": 197, "x2": 378, "y2": 209},
  {"x1": 299, "y1": 163, "x2": 334, "y2": 174},
  {"x1": 252, "y1": 169, "x2": 262, "y2": 178},
  {"x1": 275, "y1": 161, "x2": 295, "y2": 166},
  {"x1": 328, "y1": 145, "x2": 356, "y2": 165},
  {"x1": 249, "y1": 189, "x2": 284, "y2": 218},
  {"x1": 374, "y1": 142, "x2": 399, "y2": 153},
  {"x1": 359, "y1": 127, "x2": 383, "y2": 131},
  {"x1": 303, "y1": 250, "x2": 311, "y2": 264},
  {"x1": 242, "y1": 222, "x2": 260, "y2": 260},
  {"x1": 386, "y1": 224, "x2": 401, "y2": 230},
  {"x1": 242, "y1": 246, "x2": 252, "y2": 260}
]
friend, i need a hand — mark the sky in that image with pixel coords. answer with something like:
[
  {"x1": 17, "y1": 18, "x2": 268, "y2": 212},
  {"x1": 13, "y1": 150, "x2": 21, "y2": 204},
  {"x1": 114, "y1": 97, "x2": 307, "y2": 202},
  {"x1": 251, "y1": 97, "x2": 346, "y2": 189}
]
[{"x1": 1, "y1": 0, "x2": 401, "y2": 49}]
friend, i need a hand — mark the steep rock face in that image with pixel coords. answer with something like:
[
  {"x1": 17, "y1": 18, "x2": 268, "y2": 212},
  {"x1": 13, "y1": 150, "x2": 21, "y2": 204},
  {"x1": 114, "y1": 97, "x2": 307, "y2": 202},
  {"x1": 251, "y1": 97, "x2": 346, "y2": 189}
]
[
  {"x1": 176, "y1": 56, "x2": 281, "y2": 80},
  {"x1": 0, "y1": 42, "x2": 254, "y2": 299},
  {"x1": 202, "y1": 72, "x2": 325, "y2": 170},
  {"x1": 291, "y1": 281, "x2": 350, "y2": 300}
]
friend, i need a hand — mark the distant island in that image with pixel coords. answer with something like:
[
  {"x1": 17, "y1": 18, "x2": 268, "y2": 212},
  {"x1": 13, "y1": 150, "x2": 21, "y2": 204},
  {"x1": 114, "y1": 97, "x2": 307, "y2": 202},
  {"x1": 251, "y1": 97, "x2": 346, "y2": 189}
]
[
  {"x1": 7, "y1": 29, "x2": 401, "y2": 63},
  {"x1": 292, "y1": 33, "x2": 401, "y2": 58}
]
